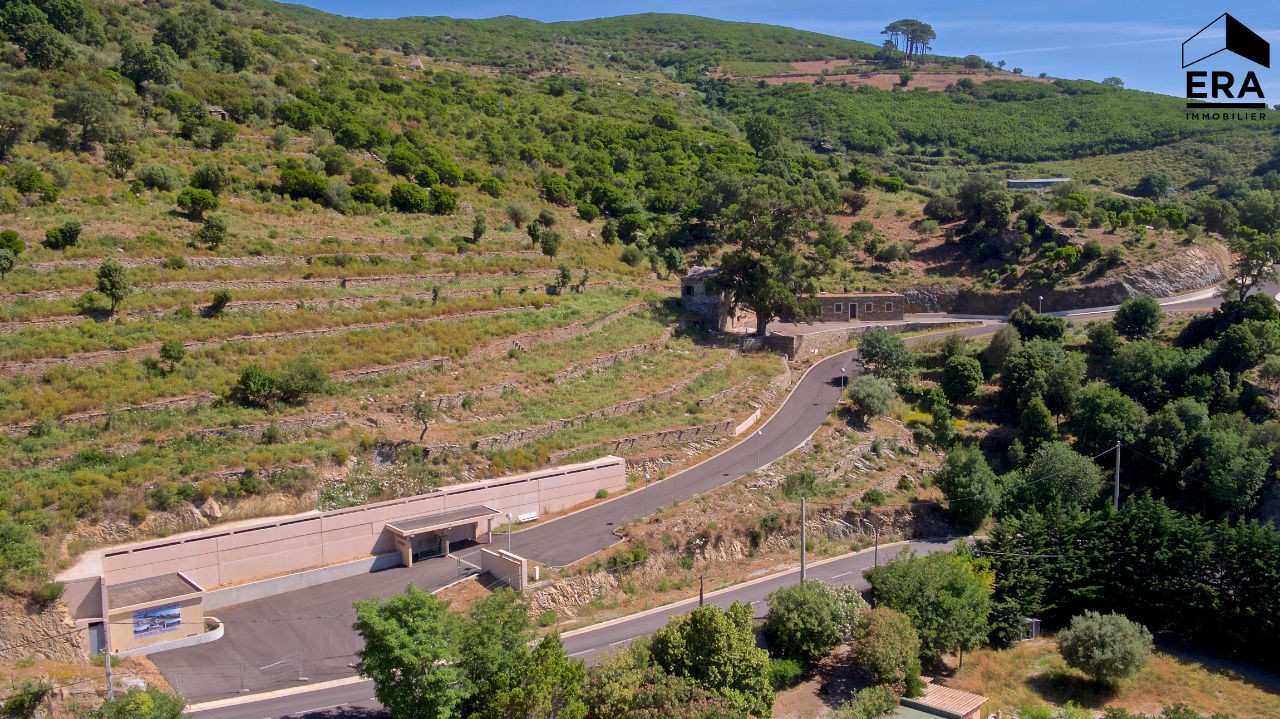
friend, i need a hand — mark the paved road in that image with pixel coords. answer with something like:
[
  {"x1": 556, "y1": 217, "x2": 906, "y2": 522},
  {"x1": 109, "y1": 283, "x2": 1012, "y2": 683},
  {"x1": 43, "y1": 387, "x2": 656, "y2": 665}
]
[
  {"x1": 188, "y1": 538, "x2": 956, "y2": 719},
  {"x1": 165, "y1": 283, "x2": 1229, "y2": 706}
]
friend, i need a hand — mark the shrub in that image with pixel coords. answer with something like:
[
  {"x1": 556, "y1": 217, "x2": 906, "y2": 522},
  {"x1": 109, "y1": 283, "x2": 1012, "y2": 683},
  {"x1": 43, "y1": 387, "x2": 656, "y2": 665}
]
[
  {"x1": 941, "y1": 355, "x2": 984, "y2": 403},
  {"x1": 1057, "y1": 611, "x2": 1152, "y2": 685},
  {"x1": 506, "y1": 203, "x2": 531, "y2": 228},
  {"x1": 43, "y1": 220, "x2": 82, "y2": 251},
  {"x1": 30, "y1": 581, "x2": 64, "y2": 606},
  {"x1": 862, "y1": 489, "x2": 886, "y2": 506},
  {"x1": 161, "y1": 255, "x2": 186, "y2": 270},
  {"x1": 389, "y1": 182, "x2": 430, "y2": 212},
  {"x1": 478, "y1": 176, "x2": 505, "y2": 198},
  {"x1": 539, "y1": 230, "x2": 561, "y2": 257},
  {"x1": 207, "y1": 289, "x2": 231, "y2": 317},
  {"x1": 0, "y1": 229, "x2": 24, "y2": 255},
  {"x1": 851, "y1": 607, "x2": 923, "y2": 696},
  {"x1": 767, "y1": 658, "x2": 805, "y2": 690},
  {"x1": 923, "y1": 195, "x2": 962, "y2": 222},
  {"x1": 176, "y1": 187, "x2": 218, "y2": 219},
  {"x1": 430, "y1": 185, "x2": 459, "y2": 214},
  {"x1": 3, "y1": 679, "x2": 50, "y2": 719},
  {"x1": 620, "y1": 245, "x2": 644, "y2": 266},
  {"x1": 136, "y1": 164, "x2": 183, "y2": 191},
  {"x1": 841, "y1": 190, "x2": 869, "y2": 215},
  {"x1": 763, "y1": 580, "x2": 867, "y2": 661},
  {"x1": 0, "y1": 250, "x2": 15, "y2": 282},
  {"x1": 1113, "y1": 295, "x2": 1163, "y2": 339},
  {"x1": 190, "y1": 163, "x2": 231, "y2": 195},
  {"x1": 96, "y1": 688, "x2": 185, "y2": 719},
  {"x1": 194, "y1": 215, "x2": 230, "y2": 248},
  {"x1": 844, "y1": 375, "x2": 897, "y2": 423}
]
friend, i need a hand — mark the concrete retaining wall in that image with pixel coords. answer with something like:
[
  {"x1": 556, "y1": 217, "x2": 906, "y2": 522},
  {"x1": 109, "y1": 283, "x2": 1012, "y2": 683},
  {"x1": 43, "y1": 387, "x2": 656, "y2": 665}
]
[
  {"x1": 203, "y1": 552, "x2": 403, "y2": 611},
  {"x1": 766, "y1": 322, "x2": 963, "y2": 359},
  {"x1": 82, "y1": 457, "x2": 625, "y2": 610},
  {"x1": 481, "y1": 549, "x2": 527, "y2": 592}
]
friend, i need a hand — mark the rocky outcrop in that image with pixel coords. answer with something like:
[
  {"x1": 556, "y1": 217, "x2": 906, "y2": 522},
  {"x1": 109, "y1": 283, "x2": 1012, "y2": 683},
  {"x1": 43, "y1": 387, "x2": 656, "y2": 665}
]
[
  {"x1": 0, "y1": 594, "x2": 87, "y2": 662},
  {"x1": 901, "y1": 242, "x2": 1230, "y2": 314}
]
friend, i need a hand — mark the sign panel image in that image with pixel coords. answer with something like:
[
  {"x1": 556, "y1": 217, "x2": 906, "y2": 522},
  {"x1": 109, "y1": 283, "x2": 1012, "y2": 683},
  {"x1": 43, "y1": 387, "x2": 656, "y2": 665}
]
[{"x1": 132, "y1": 603, "x2": 181, "y2": 639}]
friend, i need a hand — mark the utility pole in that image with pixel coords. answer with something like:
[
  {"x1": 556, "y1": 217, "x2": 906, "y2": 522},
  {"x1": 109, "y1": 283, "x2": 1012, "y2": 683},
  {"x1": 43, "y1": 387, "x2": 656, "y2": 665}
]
[
  {"x1": 1113, "y1": 439, "x2": 1121, "y2": 511},
  {"x1": 800, "y1": 497, "x2": 807, "y2": 583},
  {"x1": 699, "y1": 575, "x2": 704, "y2": 607},
  {"x1": 873, "y1": 525, "x2": 880, "y2": 568}
]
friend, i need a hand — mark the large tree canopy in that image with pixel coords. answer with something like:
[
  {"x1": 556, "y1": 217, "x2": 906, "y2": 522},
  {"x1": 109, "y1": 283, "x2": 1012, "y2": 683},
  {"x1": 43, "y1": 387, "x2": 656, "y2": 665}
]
[{"x1": 710, "y1": 175, "x2": 821, "y2": 336}]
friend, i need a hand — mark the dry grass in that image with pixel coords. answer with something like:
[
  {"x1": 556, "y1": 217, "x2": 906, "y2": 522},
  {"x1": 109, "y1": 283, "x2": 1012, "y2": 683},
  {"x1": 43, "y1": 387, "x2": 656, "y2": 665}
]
[{"x1": 948, "y1": 638, "x2": 1280, "y2": 719}]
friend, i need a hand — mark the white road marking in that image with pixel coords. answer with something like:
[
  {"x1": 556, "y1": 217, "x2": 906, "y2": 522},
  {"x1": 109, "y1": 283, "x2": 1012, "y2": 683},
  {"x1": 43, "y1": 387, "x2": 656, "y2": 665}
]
[
  {"x1": 831, "y1": 571, "x2": 854, "y2": 579},
  {"x1": 608, "y1": 636, "x2": 639, "y2": 646}
]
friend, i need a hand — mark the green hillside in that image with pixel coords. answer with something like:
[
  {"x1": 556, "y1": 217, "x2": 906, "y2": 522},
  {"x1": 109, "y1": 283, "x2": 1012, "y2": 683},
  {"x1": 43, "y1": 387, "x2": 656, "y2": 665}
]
[{"x1": 1, "y1": 0, "x2": 1278, "y2": 588}]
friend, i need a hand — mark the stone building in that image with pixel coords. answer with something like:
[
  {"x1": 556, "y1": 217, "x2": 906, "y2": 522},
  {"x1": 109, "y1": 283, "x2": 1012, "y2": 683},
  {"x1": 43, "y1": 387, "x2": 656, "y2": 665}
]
[{"x1": 811, "y1": 292, "x2": 905, "y2": 322}]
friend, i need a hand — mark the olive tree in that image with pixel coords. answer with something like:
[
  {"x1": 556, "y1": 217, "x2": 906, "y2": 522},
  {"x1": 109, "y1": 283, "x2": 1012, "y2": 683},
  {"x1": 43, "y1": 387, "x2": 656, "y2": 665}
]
[{"x1": 1057, "y1": 611, "x2": 1152, "y2": 685}]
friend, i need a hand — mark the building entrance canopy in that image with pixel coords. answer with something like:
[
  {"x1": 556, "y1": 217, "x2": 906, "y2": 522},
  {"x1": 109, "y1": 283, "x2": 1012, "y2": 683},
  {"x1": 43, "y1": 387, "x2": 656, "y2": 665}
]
[{"x1": 385, "y1": 505, "x2": 503, "y2": 538}]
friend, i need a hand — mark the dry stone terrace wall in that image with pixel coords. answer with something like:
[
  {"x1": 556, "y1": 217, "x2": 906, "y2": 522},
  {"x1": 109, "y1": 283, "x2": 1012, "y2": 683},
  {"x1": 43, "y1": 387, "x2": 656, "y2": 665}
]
[
  {"x1": 0, "y1": 269, "x2": 563, "y2": 304},
  {"x1": 420, "y1": 350, "x2": 737, "y2": 456},
  {"x1": 21, "y1": 250, "x2": 545, "y2": 272},
  {"x1": 547, "y1": 418, "x2": 737, "y2": 462}
]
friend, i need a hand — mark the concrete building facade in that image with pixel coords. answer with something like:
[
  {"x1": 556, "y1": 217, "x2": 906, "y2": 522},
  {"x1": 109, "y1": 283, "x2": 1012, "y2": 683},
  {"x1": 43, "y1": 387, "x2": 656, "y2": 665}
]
[{"x1": 811, "y1": 292, "x2": 905, "y2": 322}]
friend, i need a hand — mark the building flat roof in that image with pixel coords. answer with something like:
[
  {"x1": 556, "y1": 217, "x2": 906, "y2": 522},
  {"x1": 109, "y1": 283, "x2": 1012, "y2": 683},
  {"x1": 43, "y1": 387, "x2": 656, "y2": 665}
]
[
  {"x1": 385, "y1": 505, "x2": 502, "y2": 536},
  {"x1": 107, "y1": 572, "x2": 202, "y2": 611}
]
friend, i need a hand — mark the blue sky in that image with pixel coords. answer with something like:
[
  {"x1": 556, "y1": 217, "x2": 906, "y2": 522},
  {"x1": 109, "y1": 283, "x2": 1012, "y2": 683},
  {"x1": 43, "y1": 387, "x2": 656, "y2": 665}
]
[{"x1": 289, "y1": 0, "x2": 1280, "y2": 97}]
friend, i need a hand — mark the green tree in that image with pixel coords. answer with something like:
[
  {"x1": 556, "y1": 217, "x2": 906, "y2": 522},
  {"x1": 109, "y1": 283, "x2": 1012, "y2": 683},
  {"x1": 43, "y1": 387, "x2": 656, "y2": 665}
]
[
  {"x1": 850, "y1": 607, "x2": 923, "y2": 696},
  {"x1": 455, "y1": 588, "x2": 534, "y2": 715},
  {"x1": 476, "y1": 634, "x2": 586, "y2": 719},
  {"x1": 941, "y1": 355, "x2": 983, "y2": 403},
  {"x1": 190, "y1": 163, "x2": 231, "y2": 195},
  {"x1": 1113, "y1": 296, "x2": 1164, "y2": 339},
  {"x1": 96, "y1": 259, "x2": 130, "y2": 313},
  {"x1": 0, "y1": 98, "x2": 35, "y2": 159},
  {"x1": 540, "y1": 230, "x2": 562, "y2": 258},
  {"x1": 52, "y1": 80, "x2": 119, "y2": 147},
  {"x1": 831, "y1": 686, "x2": 900, "y2": 719},
  {"x1": 95, "y1": 688, "x2": 185, "y2": 719},
  {"x1": 934, "y1": 444, "x2": 1000, "y2": 530},
  {"x1": 1227, "y1": 230, "x2": 1280, "y2": 302},
  {"x1": 232, "y1": 365, "x2": 277, "y2": 407},
  {"x1": 389, "y1": 182, "x2": 430, "y2": 213},
  {"x1": 207, "y1": 289, "x2": 231, "y2": 317},
  {"x1": 981, "y1": 325, "x2": 1021, "y2": 374},
  {"x1": 1184, "y1": 428, "x2": 1268, "y2": 517},
  {"x1": 762, "y1": 580, "x2": 867, "y2": 662},
  {"x1": 353, "y1": 585, "x2": 464, "y2": 719},
  {"x1": 104, "y1": 143, "x2": 137, "y2": 179},
  {"x1": 709, "y1": 176, "x2": 820, "y2": 336},
  {"x1": 1057, "y1": 611, "x2": 1152, "y2": 685},
  {"x1": 0, "y1": 249, "x2": 15, "y2": 284},
  {"x1": 584, "y1": 646, "x2": 744, "y2": 719},
  {"x1": 119, "y1": 40, "x2": 179, "y2": 86},
  {"x1": 650, "y1": 602, "x2": 773, "y2": 716},
  {"x1": 555, "y1": 263, "x2": 572, "y2": 292},
  {"x1": 194, "y1": 216, "x2": 229, "y2": 248},
  {"x1": 158, "y1": 340, "x2": 185, "y2": 374},
  {"x1": 859, "y1": 328, "x2": 915, "y2": 385},
  {"x1": 1071, "y1": 383, "x2": 1145, "y2": 457},
  {"x1": 472, "y1": 213, "x2": 486, "y2": 242},
  {"x1": 1012, "y1": 441, "x2": 1103, "y2": 509},
  {"x1": 844, "y1": 374, "x2": 897, "y2": 424},
  {"x1": 176, "y1": 187, "x2": 219, "y2": 220},
  {"x1": 411, "y1": 400, "x2": 436, "y2": 441},
  {"x1": 1008, "y1": 303, "x2": 1066, "y2": 341},
  {"x1": 865, "y1": 550, "x2": 993, "y2": 666},
  {"x1": 276, "y1": 357, "x2": 328, "y2": 403},
  {"x1": 1019, "y1": 395, "x2": 1057, "y2": 452}
]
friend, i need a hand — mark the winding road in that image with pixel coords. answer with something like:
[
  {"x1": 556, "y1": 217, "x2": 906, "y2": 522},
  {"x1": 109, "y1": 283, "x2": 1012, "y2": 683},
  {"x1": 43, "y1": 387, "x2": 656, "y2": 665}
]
[{"x1": 166, "y1": 286, "x2": 1227, "y2": 717}]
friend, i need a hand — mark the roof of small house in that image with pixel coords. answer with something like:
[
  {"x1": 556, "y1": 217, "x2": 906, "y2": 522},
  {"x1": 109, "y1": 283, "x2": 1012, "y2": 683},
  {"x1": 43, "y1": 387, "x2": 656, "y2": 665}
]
[
  {"x1": 107, "y1": 573, "x2": 202, "y2": 611},
  {"x1": 900, "y1": 680, "x2": 989, "y2": 719},
  {"x1": 682, "y1": 266, "x2": 719, "y2": 282}
]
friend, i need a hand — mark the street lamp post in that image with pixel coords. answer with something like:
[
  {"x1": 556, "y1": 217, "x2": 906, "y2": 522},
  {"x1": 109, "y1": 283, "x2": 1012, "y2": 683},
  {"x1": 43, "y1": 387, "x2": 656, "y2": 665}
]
[
  {"x1": 1038, "y1": 295, "x2": 1044, "y2": 314},
  {"x1": 506, "y1": 512, "x2": 513, "y2": 553},
  {"x1": 755, "y1": 429, "x2": 763, "y2": 470},
  {"x1": 841, "y1": 367, "x2": 846, "y2": 390}
]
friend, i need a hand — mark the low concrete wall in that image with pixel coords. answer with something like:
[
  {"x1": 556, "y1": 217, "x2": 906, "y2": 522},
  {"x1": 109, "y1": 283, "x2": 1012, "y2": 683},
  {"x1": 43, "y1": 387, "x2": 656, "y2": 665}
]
[
  {"x1": 203, "y1": 553, "x2": 403, "y2": 611},
  {"x1": 481, "y1": 549, "x2": 527, "y2": 592},
  {"x1": 80, "y1": 457, "x2": 625, "y2": 611},
  {"x1": 766, "y1": 322, "x2": 966, "y2": 359},
  {"x1": 735, "y1": 410, "x2": 762, "y2": 435}
]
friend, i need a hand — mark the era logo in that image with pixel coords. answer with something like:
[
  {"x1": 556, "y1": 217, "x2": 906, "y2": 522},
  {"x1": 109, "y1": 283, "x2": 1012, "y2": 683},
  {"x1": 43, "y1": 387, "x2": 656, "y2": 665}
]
[
  {"x1": 1186, "y1": 70, "x2": 1264, "y2": 99},
  {"x1": 1182, "y1": 12, "x2": 1270, "y2": 108}
]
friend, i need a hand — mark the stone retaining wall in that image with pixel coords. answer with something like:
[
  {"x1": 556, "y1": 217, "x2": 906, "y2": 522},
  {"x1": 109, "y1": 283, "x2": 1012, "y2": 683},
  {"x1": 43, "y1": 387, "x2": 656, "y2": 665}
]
[{"x1": 547, "y1": 418, "x2": 736, "y2": 462}]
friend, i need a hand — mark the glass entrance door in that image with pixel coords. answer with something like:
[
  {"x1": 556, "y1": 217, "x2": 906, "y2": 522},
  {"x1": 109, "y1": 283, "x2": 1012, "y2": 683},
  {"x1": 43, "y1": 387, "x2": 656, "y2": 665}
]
[{"x1": 412, "y1": 533, "x2": 444, "y2": 562}]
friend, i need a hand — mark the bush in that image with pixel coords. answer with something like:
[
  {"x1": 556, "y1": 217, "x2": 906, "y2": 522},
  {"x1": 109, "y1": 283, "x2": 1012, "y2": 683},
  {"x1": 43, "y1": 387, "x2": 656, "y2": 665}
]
[
  {"x1": 620, "y1": 245, "x2": 644, "y2": 266},
  {"x1": 763, "y1": 580, "x2": 867, "y2": 661},
  {"x1": 1113, "y1": 295, "x2": 1163, "y2": 339},
  {"x1": 833, "y1": 685, "x2": 900, "y2": 719},
  {"x1": 0, "y1": 229, "x2": 24, "y2": 255},
  {"x1": 941, "y1": 355, "x2": 984, "y2": 403},
  {"x1": 3, "y1": 679, "x2": 50, "y2": 719},
  {"x1": 136, "y1": 164, "x2": 183, "y2": 191},
  {"x1": 767, "y1": 658, "x2": 805, "y2": 690},
  {"x1": 389, "y1": 182, "x2": 430, "y2": 212},
  {"x1": 96, "y1": 688, "x2": 185, "y2": 719},
  {"x1": 430, "y1": 185, "x2": 459, "y2": 214},
  {"x1": 577, "y1": 202, "x2": 600, "y2": 221},
  {"x1": 862, "y1": 489, "x2": 886, "y2": 506},
  {"x1": 506, "y1": 203, "x2": 531, "y2": 228},
  {"x1": 194, "y1": 215, "x2": 229, "y2": 247},
  {"x1": 844, "y1": 374, "x2": 897, "y2": 423},
  {"x1": 851, "y1": 607, "x2": 923, "y2": 696},
  {"x1": 1057, "y1": 611, "x2": 1152, "y2": 685},
  {"x1": 176, "y1": 187, "x2": 218, "y2": 219},
  {"x1": 43, "y1": 220, "x2": 82, "y2": 252},
  {"x1": 190, "y1": 163, "x2": 231, "y2": 195},
  {"x1": 478, "y1": 176, "x2": 505, "y2": 198},
  {"x1": 207, "y1": 289, "x2": 231, "y2": 317},
  {"x1": 30, "y1": 581, "x2": 64, "y2": 606}
]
